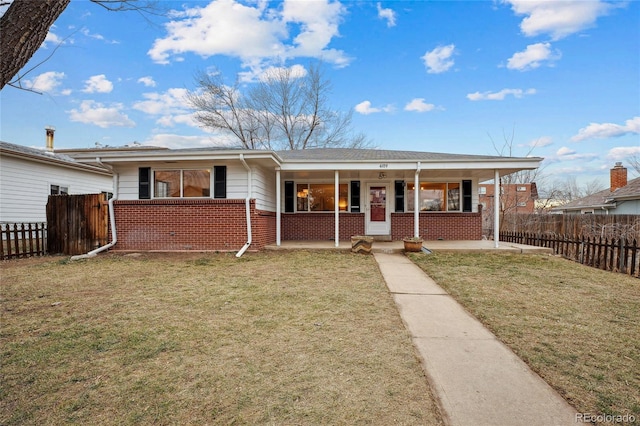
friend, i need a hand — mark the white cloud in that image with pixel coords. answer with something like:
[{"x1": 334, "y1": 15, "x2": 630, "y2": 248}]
[
  {"x1": 554, "y1": 146, "x2": 599, "y2": 161},
  {"x1": 148, "y1": 0, "x2": 349, "y2": 73},
  {"x1": 422, "y1": 44, "x2": 455, "y2": 74},
  {"x1": 524, "y1": 136, "x2": 553, "y2": 148},
  {"x1": 608, "y1": 146, "x2": 640, "y2": 161},
  {"x1": 467, "y1": 88, "x2": 536, "y2": 101},
  {"x1": 377, "y1": 3, "x2": 396, "y2": 27},
  {"x1": 82, "y1": 74, "x2": 113, "y2": 93},
  {"x1": 506, "y1": 42, "x2": 561, "y2": 71},
  {"x1": 404, "y1": 98, "x2": 436, "y2": 113},
  {"x1": 137, "y1": 76, "x2": 157, "y2": 87},
  {"x1": 24, "y1": 71, "x2": 66, "y2": 93},
  {"x1": 355, "y1": 100, "x2": 394, "y2": 115},
  {"x1": 503, "y1": 0, "x2": 617, "y2": 40},
  {"x1": 68, "y1": 100, "x2": 135, "y2": 128},
  {"x1": 571, "y1": 116, "x2": 640, "y2": 142},
  {"x1": 133, "y1": 88, "x2": 198, "y2": 128},
  {"x1": 142, "y1": 133, "x2": 231, "y2": 149},
  {"x1": 43, "y1": 31, "x2": 63, "y2": 47}
]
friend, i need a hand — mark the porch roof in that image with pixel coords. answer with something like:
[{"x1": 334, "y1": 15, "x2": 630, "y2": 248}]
[{"x1": 65, "y1": 146, "x2": 542, "y2": 178}]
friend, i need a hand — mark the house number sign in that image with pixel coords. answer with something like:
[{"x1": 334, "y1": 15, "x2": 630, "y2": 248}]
[{"x1": 379, "y1": 163, "x2": 388, "y2": 168}]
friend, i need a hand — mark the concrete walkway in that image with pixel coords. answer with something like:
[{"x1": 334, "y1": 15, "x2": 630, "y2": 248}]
[{"x1": 374, "y1": 252, "x2": 580, "y2": 426}]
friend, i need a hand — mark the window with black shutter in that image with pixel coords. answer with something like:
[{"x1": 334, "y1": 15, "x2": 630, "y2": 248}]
[
  {"x1": 395, "y1": 180, "x2": 404, "y2": 212},
  {"x1": 284, "y1": 181, "x2": 294, "y2": 212},
  {"x1": 350, "y1": 181, "x2": 360, "y2": 212},
  {"x1": 462, "y1": 180, "x2": 472, "y2": 212},
  {"x1": 139, "y1": 167, "x2": 151, "y2": 199},
  {"x1": 213, "y1": 166, "x2": 227, "y2": 198}
]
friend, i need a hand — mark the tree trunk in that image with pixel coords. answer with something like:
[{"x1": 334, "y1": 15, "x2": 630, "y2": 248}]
[{"x1": 0, "y1": 0, "x2": 71, "y2": 90}]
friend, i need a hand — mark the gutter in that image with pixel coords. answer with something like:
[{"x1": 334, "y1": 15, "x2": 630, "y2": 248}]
[
  {"x1": 236, "y1": 154, "x2": 252, "y2": 257},
  {"x1": 70, "y1": 158, "x2": 118, "y2": 260}
]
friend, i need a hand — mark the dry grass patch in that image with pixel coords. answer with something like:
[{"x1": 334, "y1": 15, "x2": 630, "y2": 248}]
[
  {"x1": 1, "y1": 251, "x2": 443, "y2": 425},
  {"x1": 409, "y1": 252, "x2": 639, "y2": 425}
]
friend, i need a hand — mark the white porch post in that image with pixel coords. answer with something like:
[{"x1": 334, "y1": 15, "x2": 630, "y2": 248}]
[
  {"x1": 334, "y1": 170, "x2": 340, "y2": 247},
  {"x1": 276, "y1": 167, "x2": 281, "y2": 246},
  {"x1": 414, "y1": 162, "x2": 421, "y2": 238},
  {"x1": 494, "y1": 169, "x2": 500, "y2": 248}
]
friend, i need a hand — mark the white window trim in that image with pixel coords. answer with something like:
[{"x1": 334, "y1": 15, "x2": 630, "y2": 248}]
[
  {"x1": 152, "y1": 168, "x2": 213, "y2": 199},
  {"x1": 406, "y1": 181, "x2": 462, "y2": 212}
]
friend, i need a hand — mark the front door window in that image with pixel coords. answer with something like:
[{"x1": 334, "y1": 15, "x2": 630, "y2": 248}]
[{"x1": 370, "y1": 186, "x2": 386, "y2": 222}]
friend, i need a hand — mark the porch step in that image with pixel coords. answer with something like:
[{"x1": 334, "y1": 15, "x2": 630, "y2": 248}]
[{"x1": 372, "y1": 235, "x2": 392, "y2": 242}]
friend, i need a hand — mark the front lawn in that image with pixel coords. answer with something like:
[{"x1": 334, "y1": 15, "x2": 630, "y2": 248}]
[
  {"x1": 409, "y1": 252, "x2": 639, "y2": 425},
  {"x1": 1, "y1": 251, "x2": 443, "y2": 425}
]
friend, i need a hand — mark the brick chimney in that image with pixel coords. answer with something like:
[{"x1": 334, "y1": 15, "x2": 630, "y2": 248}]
[
  {"x1": 610, "y1": 162, "x2": 627, "y2": 192},
  {"x1": 45, "y1": 126, "x2": 55, "y2": 152}
]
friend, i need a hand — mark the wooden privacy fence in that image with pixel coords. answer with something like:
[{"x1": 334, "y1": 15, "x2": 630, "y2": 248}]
[
  {"x1": 1, "y1": 223, "x2": 47, "y2": 260},
  {"x1": 501, "y1": 213, "x2": 640, "y2": 240},
  {"x1": 47, "y1": 193, "x2": 109, "y2": 255},
  {"x1": 501, "y1": 231, "x2": 639, "y2": 278}
]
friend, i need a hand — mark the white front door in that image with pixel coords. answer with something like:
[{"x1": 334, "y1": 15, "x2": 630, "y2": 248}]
[{"x1": 366, "y1": 183, "x2": 390, "y2": 235}]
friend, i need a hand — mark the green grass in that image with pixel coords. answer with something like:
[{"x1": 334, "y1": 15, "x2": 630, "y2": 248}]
[
  {"x1": 409, "y1": 252, "x2": 640, "y2": 425},
  {"x1": 1, "y1": 251, "x2": 443, "y2": 425}
]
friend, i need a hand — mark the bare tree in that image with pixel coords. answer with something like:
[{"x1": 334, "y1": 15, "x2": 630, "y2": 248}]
[
  {"x1": 485, "y1": 127, "x2": 544, "y2": 234},
  {"x1": 628, "y1": 154, "x2": 640, "y2": 177},
  {"x1": 1, "y1": 0, "x2": 158, "y2": 91},
  {"x1": 187, "y1": 63, "x2": 370, "y2": 150}
]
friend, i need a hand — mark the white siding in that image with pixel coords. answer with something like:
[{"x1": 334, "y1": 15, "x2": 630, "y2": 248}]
[
  {"x1": 252, "y1": 165, "x2": 276, "y2": 211},
  {"x1": 0, "y1": 156, "x2": 113, "y2": 223},
  {"x1": 115, "y1": 161, "x2": 255, "y2": 200}
]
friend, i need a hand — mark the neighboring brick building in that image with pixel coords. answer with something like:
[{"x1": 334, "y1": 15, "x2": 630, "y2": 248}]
[
  {"x1": 478, "y1": 182, "x2": 538, "y2": 236},
  {"x1": 66, "y1": 147, "x2": 542, "y2": 253}
]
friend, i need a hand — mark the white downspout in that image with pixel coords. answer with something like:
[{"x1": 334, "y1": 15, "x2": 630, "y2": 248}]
[
  {"x1": 236, "y1": 154, "x2": 252, "y2": 257},
  {"x1": 334, "y1": 170, "x2": 339, "y2": 247},
  {"x1": 414, "y1": 162, "x2": 421, "y2": 238},
  {"x1": 276, "y1": 167, "x2": 281, "y2": 246},
  {"x1": 494, "y1": 169, "x2": 500, "y2": 248},
  {"x1": 70, "y1": 158, "x2": 118, "y2": 260}
]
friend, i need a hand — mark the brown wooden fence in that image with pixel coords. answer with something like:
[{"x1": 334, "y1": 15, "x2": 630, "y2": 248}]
[
  {"x1": 501, "y1": 231, "x2": 639, "y2": 278},
  {"x1": 1, "y1": 223, "x2": 47, "y2": 260},
  {"x1": 500, "y1": 213, "x2": 640, "y2": 240},
  {"x1": 47, "y1": 194, "x2": 109, "y2": 255}
]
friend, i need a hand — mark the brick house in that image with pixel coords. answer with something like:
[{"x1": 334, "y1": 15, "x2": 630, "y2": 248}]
[
  {"x1": 67, "y1": 147, "x2": 542, "y2": 253},
  {"x1": 478, "y1": 182, "x2": 539, "y2": 235}
]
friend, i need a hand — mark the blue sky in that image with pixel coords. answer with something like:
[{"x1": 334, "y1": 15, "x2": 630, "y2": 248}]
[{"x1": 1, "y1": 0, "x2": 638, "y2": 188}]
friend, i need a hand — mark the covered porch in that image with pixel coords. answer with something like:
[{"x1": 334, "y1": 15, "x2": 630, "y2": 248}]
[{"x1": 273, "y1": 148, "x2": 540, "y2": 248}]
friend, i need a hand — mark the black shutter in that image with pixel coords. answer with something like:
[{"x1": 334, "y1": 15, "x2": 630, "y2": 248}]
[
  {"x1": 395, "y1": 180, "x2": 404, "y2": 212},
  {"x1": 284, "y1": 181, "x2": 294, "y2": 212},
  {"x1": 350, "y1": 181, "x2": 360, "y2": 212},
  {"x1": 462, "y1": 180, "x2": 472, "y2": 212},
  {"x1": 214, "y1": 166, "x2": 227, "y2": 198},
  {"x1": 139, "y1": 167, "x2": 151, "y2": 199}
]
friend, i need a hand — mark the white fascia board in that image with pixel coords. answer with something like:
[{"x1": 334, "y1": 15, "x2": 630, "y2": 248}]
[{"x1": 279, "y1": 158, "x2": 542, "y2": 172}]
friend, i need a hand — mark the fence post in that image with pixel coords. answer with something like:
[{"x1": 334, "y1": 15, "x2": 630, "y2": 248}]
[{"x1": 618, "y1": 237, "x2": 626, "y2": 273}]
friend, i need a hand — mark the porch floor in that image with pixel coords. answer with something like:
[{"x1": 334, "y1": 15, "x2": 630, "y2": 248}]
[{"x1": 264, "y1": 240, "x2": 552, "y2": 254}]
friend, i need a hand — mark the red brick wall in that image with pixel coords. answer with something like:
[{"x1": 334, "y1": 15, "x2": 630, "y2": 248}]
[
  {"x1": 112, "y1": 199, "x2": 275, "y2": 252},
  {"x1": 391, "y1": 212, "x2": 482, "y2": 240},
  {"x1": 282, "y1": 213, "x2": 365, "y2": 240},
  {"x1": 282, "y1": 212, "x2": 482, "y2": 240}
]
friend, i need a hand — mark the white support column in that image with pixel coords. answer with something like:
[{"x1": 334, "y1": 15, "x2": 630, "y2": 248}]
[
  {"x1": 276, "y1": 167, "x2": 281, "y2": 246},
  {"x1": 414, "y1": 162, "x2": 421, "y2": 238},
  {"x1": 335, "y1": 170, "x2": 340, "y2": 247},
  {"x1": 494, "y1": 169, "x2": 500, "y2": 248}
]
